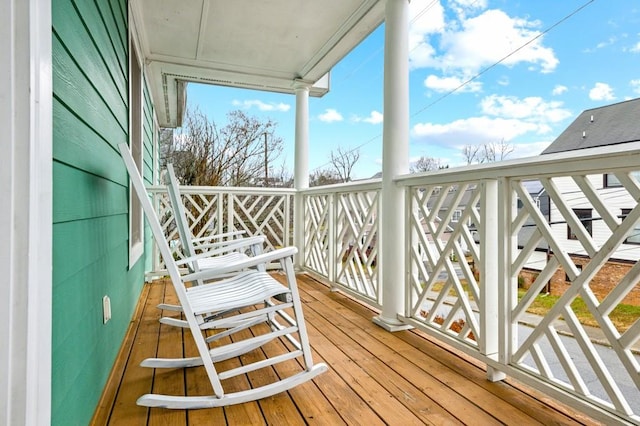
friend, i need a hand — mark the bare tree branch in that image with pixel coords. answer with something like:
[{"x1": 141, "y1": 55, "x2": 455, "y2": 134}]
[
  {"x1": 161, "y1": 107, "x2": 284, "y2": 187},
  {"x1": 309, "y1": 169, "x2": 342, "y2": 187},
  {"x1": 410, "y1": 156, "x2": 446, "y2": 173},
  {"x1": 329, "y1": 146, "x2": 360, "y2": 182},
  {"x1": 462, "y1": 144, "x2": 482, "y2": 165},
  {"x1": 462, "y1": 139, "x2": 514, "y2": 164}
]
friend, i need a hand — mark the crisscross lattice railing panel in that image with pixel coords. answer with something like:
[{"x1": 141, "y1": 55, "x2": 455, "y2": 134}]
[
  {"x1": 509, "y1": 173, "x2": 640, "y2": 418},
  {"x1": 304, "y1": 194, "x2": 330, "y2": 277},
  {"x1": 407, "y1": 182, "x2": 483, "y2": 349},
  {"x1": 228, "y1": 193, "x2": 292, "y2": 251},
  {"x1": 149, "y1": 187, "x2": 293, "y2": 269},
  {"x1": 335, "y1": 190, "x2": 380, "y2": 303}
]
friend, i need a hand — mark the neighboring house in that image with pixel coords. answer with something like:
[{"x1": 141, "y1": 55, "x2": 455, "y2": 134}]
[{"x1": 519, "y1": 98, "x2": 640, "y2": 301}]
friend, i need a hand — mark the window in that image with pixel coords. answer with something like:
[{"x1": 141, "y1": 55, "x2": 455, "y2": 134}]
[
  {"x1": 622, "y1": 208, "x2": 640, "y2": 245},
  {"x1": 603, "y1": 173, "x2": 622, "y2": 188},
  {"x1": 451, "y1": 209, "x2": 462, "y2": 222},
  {"x1": 567, "y1": 209, "x2": 592, "y2": 240},
  {"x1": 128, "y1": 36, "x2": 144, "y2": 266},
  {"x1": 604, "y1": 171, "x2": 640, "y2": 188},
  {"x1": 565, "y1": 264, "x2": 582, "y2": 282}
]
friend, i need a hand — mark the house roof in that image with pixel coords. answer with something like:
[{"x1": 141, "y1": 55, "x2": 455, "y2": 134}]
[
  {"x1": 521, "y1": 179, "x2": 544, "y2": 196},
  {"x1": 131, "y1": 0, "x2": 385, "y2": 128},
  {"x1": 542, "y1": 97, "x2": 640, "y2": 154}
]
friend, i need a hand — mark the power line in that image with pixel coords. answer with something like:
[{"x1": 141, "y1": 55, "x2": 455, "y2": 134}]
[
  {"x1": 411, "y1": 0, "x2": 596, "y2": 118},
  {"x1": 311, "y1": 0, "x2": 596, "y2": 175}
]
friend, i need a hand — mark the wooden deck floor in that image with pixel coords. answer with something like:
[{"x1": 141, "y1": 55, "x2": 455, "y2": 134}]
[{"x1": 92, "y1": 273, "x2": 602, "y2": 425}]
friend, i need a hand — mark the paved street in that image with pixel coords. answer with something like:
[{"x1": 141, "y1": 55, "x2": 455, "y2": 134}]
[{"x1": 422, "y1": 296, "x2": 640, "y2": 415}]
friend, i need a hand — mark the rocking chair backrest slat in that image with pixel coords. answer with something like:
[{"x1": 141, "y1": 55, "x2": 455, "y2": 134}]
[
  {"x1": 118, "y1": 143, "x2": 225, "y2": 396},
  {"x1": 166, "y1": 164, "x2": 198, "y2": 259}
]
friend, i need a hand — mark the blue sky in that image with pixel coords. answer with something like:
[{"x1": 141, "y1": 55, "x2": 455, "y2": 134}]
[{"x1": 186, "y1": 0, "x2": 640, "y2": 180}]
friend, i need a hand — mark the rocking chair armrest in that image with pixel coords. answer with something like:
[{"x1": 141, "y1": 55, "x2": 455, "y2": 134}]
[
  {"x1": 182, "y1": 246, "x2": 298, "y2": 283},
  {"x1": 195, "y1": 235, "x2": 266, "y2": 251},
  {"x1": 191, "y1": 230, "x2": 247, "y2": 244},
  {"x1": 174, "y1": 236, "x2": 265, "y2": 267}
]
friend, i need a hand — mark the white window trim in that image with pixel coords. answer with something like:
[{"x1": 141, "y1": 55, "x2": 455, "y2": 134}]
[
  {"x1": 0, "y1": 0, "x2": 53, "y2": 423},
  {"x1": 128, "y1": 25, "x2": 145, "y2": 267}
]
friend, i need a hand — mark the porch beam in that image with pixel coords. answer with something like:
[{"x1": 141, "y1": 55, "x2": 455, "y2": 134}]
[
  {"x1": 0, "y1": 0, "x2": 53, "y2": 424},
  {"x1": 373, "y1": 0, "x2": 412, "y2": 331},
  {"x1": 294, "y1": 82, "x2": 310, "y2": 269}
]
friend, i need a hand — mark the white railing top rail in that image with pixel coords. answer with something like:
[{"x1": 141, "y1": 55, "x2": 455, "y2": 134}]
[
  {"x1": 396, "y1": 141, "x2": 640, "y2": 186},
  {"x1": 147, "y1": 184, "x2": 296, "y2": 196},
  {"x1": 300, "y1": 178, "x2": 382, "y2": 195}
]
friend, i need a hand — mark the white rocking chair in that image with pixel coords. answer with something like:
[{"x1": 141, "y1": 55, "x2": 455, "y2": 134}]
[
  {"x1": 165, "y1": 163, "x2": 265, "y2": 276},
  {"x1": 157, "y1": 163, "x2": 266, "y2": 315},
  {"x1": 119, "y1": 143, "x2": 328, "y2": 409}
]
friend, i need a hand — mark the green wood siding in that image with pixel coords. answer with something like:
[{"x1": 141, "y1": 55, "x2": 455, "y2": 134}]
[{"x1": 52, "y1": 0, "x2": 156, "y2": 424}]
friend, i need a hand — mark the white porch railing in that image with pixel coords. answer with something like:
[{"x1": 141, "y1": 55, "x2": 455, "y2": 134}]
[
  {"x1": 147, "y1": 185, "x2": 294, "y2": 271},
  {"x1": 398, "y1": 142, "x2": 640, "y2": 425},
  {"x1": 302, "y1": 180, "x2": 381, "y2": 307},
  {"x1": 148, "y1": 142, "x2": 640, "y2": 424}
]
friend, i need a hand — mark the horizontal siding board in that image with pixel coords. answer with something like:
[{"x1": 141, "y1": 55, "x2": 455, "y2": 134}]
[
  {"x1": 53, "y1": 35, "x2": 127, "y2": 149},
  {"x1": 53, "y1": 162, "x2": 127, "y2": 223},
  {"x1": 52, "y1": 242, "x2": 143, "y2": 425},
  {"x1": 53, "y1": 214, "x2": 129, "y2": 291},
  {"x1": 50, "y1": 0, "x2": 160, "y2": 423},
  {"x1": 53, "y1": 98, "x2": 127, "y2": 185},
  {"x1": 65, "y1": 0, "x2": 128, "y2": 104},
  {"x1": 109, "y1": 0, "x2": 128, "y2": 57},
  {"x1": 143, "y1": 81, "x2": 155, "y2": 183},
  {"x1": 98, "y1": 0, "x2": 127, "y2": 74},
  {"x1": 51, "y1": 1, "x2": 127, "y2": 130},
  {"x1": 546, "y1": 175, "x2": 640, "y2": 261}
]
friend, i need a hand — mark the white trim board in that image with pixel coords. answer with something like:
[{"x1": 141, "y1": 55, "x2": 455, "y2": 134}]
[{"x1": 0, "y1": 0, "x2": 53, "y2": 424}]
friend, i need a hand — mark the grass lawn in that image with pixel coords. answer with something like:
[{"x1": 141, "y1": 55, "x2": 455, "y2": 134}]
[
  {"x1": 518, "y1": 289, "x2": 640, "y2": 332},
  {"x1": 426, "y1": 278, "x2": 639, "y2": 332}
]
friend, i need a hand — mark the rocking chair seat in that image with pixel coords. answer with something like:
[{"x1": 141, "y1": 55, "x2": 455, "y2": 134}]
[{"x1": 186, "y1": 270, "x2": 289, "y2": 315}]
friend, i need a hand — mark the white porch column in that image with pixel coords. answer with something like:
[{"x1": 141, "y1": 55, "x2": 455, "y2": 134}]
[
  {"x1": 293, "y1": 82, "x2": 310, "y2": 269},
  {"x1": 0, "y1": 0, "x2": 53, "y2": 424},
  {"x1": 373, "y1": 0, "x2": 412, "y2": 331}
]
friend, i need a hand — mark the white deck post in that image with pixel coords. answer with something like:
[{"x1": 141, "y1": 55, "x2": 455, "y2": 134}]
[
  {"x1": 373, "y1": 0, "x2": 412, "y2": 331},
  {"x1": 480, "y1": 180, "x2": 507, "y2": 381},
  {"x1": 0, "y1": 0, "x2": 53, "y2": 424},
  {"x1": 293, "y1": 82, "x2": 310, "y2": 269}
]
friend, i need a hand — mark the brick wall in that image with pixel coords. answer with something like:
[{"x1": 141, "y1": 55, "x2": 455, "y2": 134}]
[{"x1": 519, "y1": 258, "x2": 640, "y2": 306}]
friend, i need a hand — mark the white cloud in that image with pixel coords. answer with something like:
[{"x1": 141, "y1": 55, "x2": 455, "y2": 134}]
[
  {"x1": 412, "y1": 116, "x2": 544, "y2": 149},
  {"x1": 629, "y1": 41, "x2": 640, "y2": 53},
  {"x1": 589, "y1": 82, "x2": 616, "y2": 101},
  {"x1": 552, "y1": 85, "x2": 568, "y2": 96},
  {"x1": 443, "y1": 10, "x2": 558, "y2": 74},
  {"x1": 631, "y1": 79, "x2": 640, "y2": 94},
  {"x1": 449, "y1": 0, "x2": 488, "y2": 20},
  {"x1": 232, "y1": 99, "x2": 290, "y2": 112},
  {"x1": 480, "y1": 95, "x2": 572, "y2": 123},
  {"x1": 409, "y1": 0, "x2": 446, "y2": 69},
  {"x1": 363, "y1": 111, "x2": 383, "y2": 124},
  {"x1": 318, "y1": 108, "x2": 344, "y2": 123},
  {"x1": 424, "y1": 74, "x2": 482, "y2": 93},
  {"x1": 352, "y1": 111, "x2": 383, "y2": 124},
  {"x1": 410, "y1": 8, "x2": 558, "y2": 75},
  {"x1": 411, "y1": 94, "x2": 571, "y2": 155},
  {"x1": 511, "y1": 141, "x2": 553, "y2": 158}
]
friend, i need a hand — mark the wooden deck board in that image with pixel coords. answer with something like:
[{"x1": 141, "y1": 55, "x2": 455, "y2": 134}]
[
  {"x1": 92, "y1": 274, "x2": 603, "y2": 426},
  {"x1": 311, "y1": 291, "x2": 540, "y2": 425}
]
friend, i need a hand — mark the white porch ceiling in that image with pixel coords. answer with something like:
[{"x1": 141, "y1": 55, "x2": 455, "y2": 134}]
[{"x1": 132, "y1": 0, "x2": 385, "y2": 127}]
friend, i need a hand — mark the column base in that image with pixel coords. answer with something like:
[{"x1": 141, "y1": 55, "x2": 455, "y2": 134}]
[
  {"x1": 486, "y1": 366, "x2": 506, "y2": 382},
  {"x1": 372, "y1": 315, "x2": 413, "y2": 332}
]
